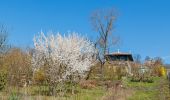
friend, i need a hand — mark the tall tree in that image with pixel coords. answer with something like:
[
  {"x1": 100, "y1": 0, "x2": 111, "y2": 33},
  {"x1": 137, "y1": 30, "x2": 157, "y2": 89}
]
[{"x1": 90, "y1": 8, "x2": 119, "y2": 79}]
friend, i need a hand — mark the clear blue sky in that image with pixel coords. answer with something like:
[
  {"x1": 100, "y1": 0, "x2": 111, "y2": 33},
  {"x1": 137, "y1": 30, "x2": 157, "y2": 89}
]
[{"x1": 0, "y1": 0, "x2": 170, "y2": 63}]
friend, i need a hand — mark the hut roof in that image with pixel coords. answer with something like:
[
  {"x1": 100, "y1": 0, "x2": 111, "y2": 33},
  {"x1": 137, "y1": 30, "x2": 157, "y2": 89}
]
[{"x1": 105, "y1": 52, "x2": 134, "y2": 61}]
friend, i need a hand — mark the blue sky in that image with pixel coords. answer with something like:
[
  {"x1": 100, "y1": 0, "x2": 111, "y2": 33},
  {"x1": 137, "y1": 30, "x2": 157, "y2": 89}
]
[{"x1": 0, "y1": 0, "x2": 170, "y2": 63}]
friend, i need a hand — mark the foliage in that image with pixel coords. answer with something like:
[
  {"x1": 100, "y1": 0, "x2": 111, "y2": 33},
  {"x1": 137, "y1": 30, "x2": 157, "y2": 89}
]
[
  {"x1": 32, "y1": 31, "x2": 97, "y2": 95},
  {"x1": 158, "y1": 66, "x2": 166, "y2": 77},
  {"x1": 0, "y1": 70, "x2": 7, "y2": 91},
  {"x1": 5, "y1": 48, "x2": 32, "y2": 87},
  {"x1": 128, "y1": 77, "x2": 169, "y2": 100},
  {"x1": 131, "y1": 65, "x2": 153, "y2": 83},
  {"x1": 33, "y1": 69, "x2": 46, "y2": 85},
  {"x1": 0, "y1": 24, "x2": 9, "y2": 90},
  {"x1": 79, "y1": 80, "x2": 97, "y2": 89},
  {"x1": 86, "y1": 63, "x2": 101, "y2": 80},
  {"x1": 103, "y1": 65, "x2": 117, "y2": 80},
  {"x1": 107, "y1": 61, "x2": 129, "y2": 80},
  {"x1": 103, "y1": 64, "x2": 127, "y2": 80},
  {"x1": 144, "y1": 56, "x2": 164, "y2": 77},
  {"x1": 88, "y1": 62, "x2": 128, "y2": 81}
]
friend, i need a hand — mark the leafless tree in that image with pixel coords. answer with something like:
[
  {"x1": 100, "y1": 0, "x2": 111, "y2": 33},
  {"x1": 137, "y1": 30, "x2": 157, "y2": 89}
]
[
  {"x1": 145, "y1": 56, "x2": 151, "y2": 61},
  {"x1": 0, "y1": 24, "x2": 9, "y2": 53},
  {"x1": 0, "y1": 24, "x2": 9, "y2": 72},
  {"x1": 90, "y1": 8, "x2": 119, "y2": 79},
  {"x1": 133, "y1": 54, "x2": 141, "y2": 64},
  {"x1": 154, "y1": 57, "x2": 164, "y2": 65}
]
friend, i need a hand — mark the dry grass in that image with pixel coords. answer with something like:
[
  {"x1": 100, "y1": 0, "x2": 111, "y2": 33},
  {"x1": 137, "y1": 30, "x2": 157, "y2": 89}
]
[
  {"x1": 101, "y1": 80, "x2": 134, "y2": 100},
  {"x1": 102, "y1": 87, "x2": 133, "y2": 100},
  {"x1": 79, "y1": 80, "x2": 97, "y2": 89}
]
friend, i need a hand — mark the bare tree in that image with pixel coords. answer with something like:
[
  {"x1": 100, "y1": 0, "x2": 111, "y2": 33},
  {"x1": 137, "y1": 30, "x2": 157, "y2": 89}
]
[
  {"x1": 0, "y1": 24, "x2": 8, "y2": 53},
  {"x1": 0, "y1": 24, "x2": 9, "y2": 70},
  {"x1": 133, "y1": 54, "x2": 141, "y2": 64},
  {"x1": 154, "y1": 57, "x2": 164, "y2": 66},
  {"x1": 145, "y1": 56, "x2": 151, "y2": 61},
  {"x1": 90, "y1": 8, "x2": 119, "y2": 79}
]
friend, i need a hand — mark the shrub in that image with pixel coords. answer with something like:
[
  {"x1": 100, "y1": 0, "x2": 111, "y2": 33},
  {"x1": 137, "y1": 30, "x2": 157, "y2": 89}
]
[
  {"x1": 103, "y1": 64, "x2": 117, "y2": 80},
  {"x1": 103, "y1": 63, "x2": 127, "y2": 80},
  {"x1": 130, "y1": 64, "x2": 154, "y2": 83},
  {"x1": 32, "y1": 32, "x2": 97, "y2": 96},
  {"x1": 158, "y1": 66, "x2": 166, "y2": 77},
  {"x1": 0, "y1": 71, "x2": 7, "y2": 90},
  {"x1": 79, "y1": 80, "x2": 97, "y2": 89},
  {"x1": 130, "y1": 72, "x2": 153, "y2": 83},
  {"x1": 33, "y1": 69, "x2": 46, "y2": 85},
  {"x1": 107, "y1": 80, "x2": 122, "y2": 89},
  {"x1": 5, "y1": 48, "x2": 32, "y2": 87}
]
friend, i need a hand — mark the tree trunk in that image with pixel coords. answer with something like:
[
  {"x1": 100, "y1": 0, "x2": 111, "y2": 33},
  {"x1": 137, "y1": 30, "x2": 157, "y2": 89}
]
[{"x1": 100, "y1": 62, "x2": 104, "y2": 80}]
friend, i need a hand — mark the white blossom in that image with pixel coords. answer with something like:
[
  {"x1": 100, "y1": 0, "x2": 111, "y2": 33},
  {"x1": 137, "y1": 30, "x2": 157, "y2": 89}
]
[{"x1": 32, "y1": 31, "x2": 97, "y2": 83}]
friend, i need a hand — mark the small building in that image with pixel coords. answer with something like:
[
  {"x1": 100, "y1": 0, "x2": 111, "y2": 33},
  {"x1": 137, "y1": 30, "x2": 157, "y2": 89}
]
[
  {"x1": 104, "y1": 51, "x2": 134, "y2": 75},
  {"x1": 105, "y1": 52, "x2": 133, "y2": 62}
]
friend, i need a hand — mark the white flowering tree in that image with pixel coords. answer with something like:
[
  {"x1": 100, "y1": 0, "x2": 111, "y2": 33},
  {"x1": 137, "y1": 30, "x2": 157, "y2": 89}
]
[{"x1": 32, "y1": 31, "x2": 96, "y2": 95}]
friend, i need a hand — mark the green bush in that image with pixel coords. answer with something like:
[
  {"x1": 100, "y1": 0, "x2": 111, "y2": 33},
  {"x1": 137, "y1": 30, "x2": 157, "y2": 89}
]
[
  {"x1": 130, "y1": 73, "x2": 153, "y2": 83},
  {"x1": 33, "y1": 69, "x2": 46, "y2": 85},
  {"x1": 0, "y1": 71, "x2": 7, "y2": 90}
]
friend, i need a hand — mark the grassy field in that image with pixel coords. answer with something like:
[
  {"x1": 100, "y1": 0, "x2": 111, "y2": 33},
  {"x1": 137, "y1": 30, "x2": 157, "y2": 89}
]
[
  {"x1": 0, "y1": 85, "x2": 106, "y2": 100},
  {"x1": 0, "y1": 77, "x2": 169, "y2": 100},
  {"x1": 127, "y1": 77, "x2": 170, "y2": 100}
]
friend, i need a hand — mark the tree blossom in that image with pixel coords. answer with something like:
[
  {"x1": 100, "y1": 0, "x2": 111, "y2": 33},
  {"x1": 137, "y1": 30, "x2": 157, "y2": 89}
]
[{"x1": 32, "y1": 31, "x2": 97, "y2": 84}]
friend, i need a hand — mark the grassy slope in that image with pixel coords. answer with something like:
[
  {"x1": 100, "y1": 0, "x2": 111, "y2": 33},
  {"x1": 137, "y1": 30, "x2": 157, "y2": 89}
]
[
  {"x1": 128, "y1": 77, "x2": 170, "y2": 100},
  {"x1": 0, "y1": 77, "x2": 169, "y2": 100},
  {"x1": 0, "y1": 85, "x2": 106, "y2": 100}
]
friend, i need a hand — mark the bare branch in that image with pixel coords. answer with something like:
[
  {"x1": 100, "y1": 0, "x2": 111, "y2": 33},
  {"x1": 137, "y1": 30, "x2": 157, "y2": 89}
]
[
  {"x1": 0, "y1": 24, "x2": 9, "y2": 53},
  {"x1": 90, "y1": 8, "x2": 119, "y2": 79}
]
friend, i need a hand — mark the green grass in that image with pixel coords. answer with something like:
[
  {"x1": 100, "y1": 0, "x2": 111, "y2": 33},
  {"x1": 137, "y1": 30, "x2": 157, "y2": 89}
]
[
  {"x1": 127, "y1": 76, "x2": 170, "y2": 100},
  {"x1": 66, "y1": 86, "x2": 105, "y2": 100},
  {"x1": 0, "y1": 85, "x2": 106, "y2": 100},
  {"x1": 0, "y1": 77, "x2": 169, "y2": 100}
]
